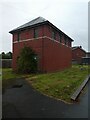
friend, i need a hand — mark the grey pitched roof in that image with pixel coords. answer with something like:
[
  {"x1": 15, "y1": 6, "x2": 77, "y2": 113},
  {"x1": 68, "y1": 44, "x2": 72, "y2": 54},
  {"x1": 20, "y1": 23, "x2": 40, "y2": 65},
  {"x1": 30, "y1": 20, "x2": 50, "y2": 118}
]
[
  {"x1": 9, "y1": 17, "x2": 47, "y2": 33},
  {"x1": 9, "y1": 16, "x2": 74, "y2": 41}
]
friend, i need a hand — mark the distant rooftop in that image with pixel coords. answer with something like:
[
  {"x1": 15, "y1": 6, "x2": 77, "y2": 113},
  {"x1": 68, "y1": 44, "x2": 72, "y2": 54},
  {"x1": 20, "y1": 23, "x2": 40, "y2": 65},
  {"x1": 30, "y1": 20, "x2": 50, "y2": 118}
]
[
  {"x1": 72, "y1": 46, "x2": 80, "y2": 50},
  {"x1": 72, "y1": 46, "x2": 86, "y2": 52}
]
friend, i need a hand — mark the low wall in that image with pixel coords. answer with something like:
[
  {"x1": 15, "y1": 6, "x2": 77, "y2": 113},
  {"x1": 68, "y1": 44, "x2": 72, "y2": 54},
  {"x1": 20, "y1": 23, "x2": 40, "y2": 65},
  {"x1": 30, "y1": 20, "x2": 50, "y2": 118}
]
[{"x1": 1, "y1": 59, "x2": 12, "y2": 68}]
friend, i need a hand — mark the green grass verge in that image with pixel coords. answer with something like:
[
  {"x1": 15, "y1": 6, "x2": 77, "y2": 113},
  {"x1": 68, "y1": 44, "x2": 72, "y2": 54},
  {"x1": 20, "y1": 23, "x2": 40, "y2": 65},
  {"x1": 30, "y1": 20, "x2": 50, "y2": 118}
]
[
  {"x1": 28, "y1": 65, "x2": 89, "y2": 103},
  {"x1": 2, "y1": 65, "x2": 89, "y2": 103},
  {"x1": 0, "y1": 68, "x2": 2, "y2": 80}
]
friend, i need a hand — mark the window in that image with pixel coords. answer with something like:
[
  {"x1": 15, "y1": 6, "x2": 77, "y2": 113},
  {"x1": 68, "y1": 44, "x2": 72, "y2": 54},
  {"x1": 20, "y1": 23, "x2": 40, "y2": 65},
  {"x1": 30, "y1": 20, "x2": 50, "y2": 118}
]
[
  {"x1": 52, "y1": 30, "x2": 56, "y2": 40},
  {"x1": 13, "y1": 34, "x2": 17, "y2": 41},
  {"x1": 17, "y1": 32, "x2": 20, "y2": 41},
  {"x1": 64, "y1": 36, "x2": 67, "y2": 45},
  {"x1": 34, "y1": 28, "x2": 38, "y2": 38},
  {"x1": 68, "y1": 40, "x2": 71, "y2": 47},
  {"x1": 59, "y1": 33, "x2": 62, "y2": 43},
  {"x1": 66, "y1": 38, "x2": 69, "y2": 46}
]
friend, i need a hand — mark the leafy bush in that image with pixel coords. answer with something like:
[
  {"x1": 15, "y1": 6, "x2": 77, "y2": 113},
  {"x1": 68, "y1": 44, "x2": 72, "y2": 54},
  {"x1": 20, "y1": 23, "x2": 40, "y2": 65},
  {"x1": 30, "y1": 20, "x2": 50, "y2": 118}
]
[{"x1": 17, "y1": 46, "x2": 38, "y2": 73}]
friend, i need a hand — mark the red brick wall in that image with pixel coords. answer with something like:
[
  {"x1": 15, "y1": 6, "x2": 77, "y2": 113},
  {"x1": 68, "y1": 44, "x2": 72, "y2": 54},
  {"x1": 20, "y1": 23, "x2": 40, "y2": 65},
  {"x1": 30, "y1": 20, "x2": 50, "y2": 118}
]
[
  {"x1": 44, "y1": 25, "x2": 71, "y2": 47},
  {"x1": 72, "y1": 48, "x2": 86, "y2": 64},
  {"x1": 42, "y1": 38, "x2": 72, "y2": 72},
  {"x1": 12, "y1": 24, "x2": 72, "y2": 72},
  {"x1": 12, "y1": 39, "x2": 44, "y2": 71}
]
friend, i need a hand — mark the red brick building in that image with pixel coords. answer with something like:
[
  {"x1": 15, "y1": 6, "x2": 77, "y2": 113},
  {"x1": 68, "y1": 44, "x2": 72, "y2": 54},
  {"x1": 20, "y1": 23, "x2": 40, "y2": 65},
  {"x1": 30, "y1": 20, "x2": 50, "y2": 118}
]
[
  {"x1": 72, "y1": 46, "x2": 86, "y2": 64},
  {"x1": 9, "y1": 17, "x2": 73, "y2": 73}
]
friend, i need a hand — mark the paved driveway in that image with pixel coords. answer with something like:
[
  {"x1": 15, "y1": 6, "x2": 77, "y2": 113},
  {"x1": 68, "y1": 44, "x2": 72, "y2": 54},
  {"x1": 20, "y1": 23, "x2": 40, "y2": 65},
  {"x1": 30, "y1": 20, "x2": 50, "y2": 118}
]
[{"x1": 2, "y1": 78, "x2": 89, "y2": 118}]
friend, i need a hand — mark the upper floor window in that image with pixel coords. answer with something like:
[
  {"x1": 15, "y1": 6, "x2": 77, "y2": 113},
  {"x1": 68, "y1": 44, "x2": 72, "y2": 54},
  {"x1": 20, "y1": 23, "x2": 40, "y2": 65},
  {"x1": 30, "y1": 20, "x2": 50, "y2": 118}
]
[
  {"x1": 66, "y1": 38, "x2": 69, "y2": 46},
  {"x1": 59, "y1": 33, "x2": 62, "y2": 43},
  {"x1": 68, "y1": 39, "x2": 71, "y2": 47},
  {"x1": 13, "y1": 34, "x2": 17, "y2": 41},
  {"x1": 34, "y1": 28, "x2": 38, "y2": 38},
  {"x1": 17, "y1": 32, "x2": 20, "y2": 41},
  {"x1": 52, "y1": 30, "x2": 56, "y2": 40},
  {"x1": 64, "y1": 36, "x2": 67, "y2": 45}
]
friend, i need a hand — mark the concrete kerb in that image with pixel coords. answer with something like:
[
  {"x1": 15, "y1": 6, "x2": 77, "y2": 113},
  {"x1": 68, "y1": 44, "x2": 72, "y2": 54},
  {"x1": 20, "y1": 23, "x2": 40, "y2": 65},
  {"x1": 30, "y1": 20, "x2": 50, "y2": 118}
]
[{"x1": 71, "y1": 75, "x2": 90, "y2": 101}]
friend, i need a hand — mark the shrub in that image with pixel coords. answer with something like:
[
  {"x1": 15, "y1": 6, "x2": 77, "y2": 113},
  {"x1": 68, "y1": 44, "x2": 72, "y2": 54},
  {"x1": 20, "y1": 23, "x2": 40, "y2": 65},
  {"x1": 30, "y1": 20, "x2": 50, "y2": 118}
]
[{"x1": 17, "y1": 46, "x2": 38, "y2": 73}]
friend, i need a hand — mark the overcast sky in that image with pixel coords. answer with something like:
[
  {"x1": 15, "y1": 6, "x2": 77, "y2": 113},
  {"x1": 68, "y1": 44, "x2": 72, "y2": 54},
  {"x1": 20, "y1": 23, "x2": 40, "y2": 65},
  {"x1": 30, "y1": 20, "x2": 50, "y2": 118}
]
[{"x1": 1, "y1": 0, "x2": 89, "y2": 53}]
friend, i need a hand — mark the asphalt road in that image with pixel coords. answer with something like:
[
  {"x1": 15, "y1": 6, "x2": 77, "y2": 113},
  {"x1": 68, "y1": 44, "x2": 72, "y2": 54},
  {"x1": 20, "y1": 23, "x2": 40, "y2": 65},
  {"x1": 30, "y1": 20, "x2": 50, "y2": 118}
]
[
  {"x1": 0, "y1": 80, "x2": 2, "y2": 120},
  {"x1": 2, "y1": 78, "x2": 89, "y2": 118}
]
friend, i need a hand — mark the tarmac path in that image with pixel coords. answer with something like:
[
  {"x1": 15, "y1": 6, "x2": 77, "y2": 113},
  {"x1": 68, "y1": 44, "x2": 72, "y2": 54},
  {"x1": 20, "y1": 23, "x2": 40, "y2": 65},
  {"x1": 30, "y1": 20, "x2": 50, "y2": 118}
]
[{"x1": 2, "y1": 78, "x2": 89, "y2": 118}]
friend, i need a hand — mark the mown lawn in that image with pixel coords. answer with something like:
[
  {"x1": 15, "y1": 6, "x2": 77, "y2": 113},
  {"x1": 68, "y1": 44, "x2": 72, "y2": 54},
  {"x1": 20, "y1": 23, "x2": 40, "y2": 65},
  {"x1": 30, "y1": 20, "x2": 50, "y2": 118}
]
[{"x1": 27, "y1": 65, "x2": 89, "y2": 103}]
